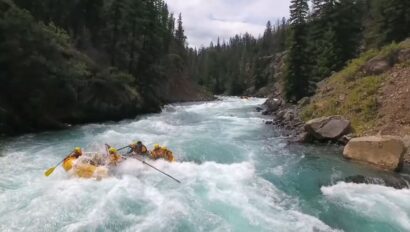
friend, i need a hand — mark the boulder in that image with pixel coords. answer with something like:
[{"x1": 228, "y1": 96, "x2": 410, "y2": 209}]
[
  {"x1": 397, "y1": 48, "x2": 410, "y2": 63},
  {"x1": 304, "y1": 116, "x2": 351, "y2": 141},
  {"x1": 343, "y1": 136, "x2": 405, "y2": 171},
  {"x1": 283, "y1": 110, "x2": 294, "y2": 122},
  {"x1": 297, "y1": 97, "x2": 310, "y2": 107},
  {"x1": 262, "y1": 97, "x2": 282, "y2": 114},
  {"x1": 294, "y1": 132, "x2": 313, "y2": 143},
  {"x1": 363, "y1": 56, "x2": 391, "y2": 75}
]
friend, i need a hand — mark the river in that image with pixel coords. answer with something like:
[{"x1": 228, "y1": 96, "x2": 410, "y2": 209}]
[{"x1": 0, "y1": 97, "x2": 409, "y2": 232}]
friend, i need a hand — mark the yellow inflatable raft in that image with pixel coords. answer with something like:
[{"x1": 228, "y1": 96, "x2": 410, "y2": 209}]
[
  {"x1": 62, "y1": 157, "x2": 76, "y2": 171},
  {"x1": 62, "y1": 156, "x2": 108, "y2": 179}
]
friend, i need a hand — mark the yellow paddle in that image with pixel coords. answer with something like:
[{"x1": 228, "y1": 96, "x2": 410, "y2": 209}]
[{"x1": 44, "y1": 153, "x2": 72, "y2": 177}]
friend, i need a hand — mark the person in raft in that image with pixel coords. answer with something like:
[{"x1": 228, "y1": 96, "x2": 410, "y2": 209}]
[
  {"x1": 67, "y1": 147, "x2": 83, "y2": 159},
  {"x1": 62, "y1": 147, "x2": 83, "y2": 171},
  {"x1": 150, "y1": 144, "x2": 174, "y2": 162},
  {"x1": 161, "y1": 146, "x2": 175, "y2": 162},
  {"x1": 150, "y1": 144, "x2": 163, "y2": 160},
  {"x1": 108, "y1": 147, "x2": 123, "y2": 166},
  {"x1": 128, "y1": 141, "x2": 149, "y2": 157}
]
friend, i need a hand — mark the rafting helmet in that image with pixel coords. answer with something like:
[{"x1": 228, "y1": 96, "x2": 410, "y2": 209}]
[
  {"x1": 108, "y1": 147, "x2": 117, "y2": 153},
  {"x1": 162, "y1": 146, "x2": 168, "y2": 150},
  {"x1": 74, "y1": 147, "x2": 81, "y2": 153},
  {"x1": 154, "y1": 144, "x2": 160, "y2": 149}
]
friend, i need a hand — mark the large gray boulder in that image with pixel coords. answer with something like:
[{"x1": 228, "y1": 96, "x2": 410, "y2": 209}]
[
  {"x1": 304, "y1": 116, "x2": 351, "y2": 141},
  {"x1": 343, "y1": 136, "x2": 405, "y2": 171},
  {"x1": 363, "y1": 56, "x2": 391, "y2": 75},
  {"x1": 262, "y1": 97, "x2": 282, "y2": 115}
]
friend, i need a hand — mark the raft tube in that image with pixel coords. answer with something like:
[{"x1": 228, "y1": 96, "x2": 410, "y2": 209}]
[{"x1": 62, "y1": 157, "x2": 108, "y2": 179}]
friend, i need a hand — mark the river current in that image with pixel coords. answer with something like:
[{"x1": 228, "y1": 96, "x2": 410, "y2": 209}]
[{"x1": 0, "y1": 97, "x2": 409, "y2": 232}]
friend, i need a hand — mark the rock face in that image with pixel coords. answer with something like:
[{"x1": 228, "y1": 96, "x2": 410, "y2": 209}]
[
  {"x1": 343, "y1": 136, "x2": 405, "y2": 171},
  {"x1": 304, "y1": 116, "x2": 351, "y2": 141}
]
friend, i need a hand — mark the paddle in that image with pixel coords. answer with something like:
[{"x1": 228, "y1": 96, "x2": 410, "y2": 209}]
[
  {"x1": 118, "y1": 145, "x2": 130, "y2": 151},
  {"x1": 131, "y1": 155, "x2": 181, "y2": 183},
  {"x1": 44, "y1": 153, "x2": 72, "y2": 177}
]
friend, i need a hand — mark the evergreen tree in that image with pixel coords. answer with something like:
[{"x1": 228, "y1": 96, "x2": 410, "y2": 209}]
[
  {"x1": 174, "y1": 13, "x2": 187, "y2": 59},
  {"x1": 284, "y1": 0, "x2": 310, "y2": 102},
  {"x1": 175, "y1": 13, "x2": 186, "y2": 46},
  {"x1": 365, "y1": 0, "x2": 410, "y2": 48}
]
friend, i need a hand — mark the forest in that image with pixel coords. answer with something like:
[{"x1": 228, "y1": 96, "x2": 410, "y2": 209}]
[
  {"x1": 0, "y1": 0, "x2": 195, "y2": 134},
  {"x1": 189, "y1": 0, "x2": 410, "y2": 101},
  {"x1": 0, "y1": 0, "x2": 409, "y2": 135}
]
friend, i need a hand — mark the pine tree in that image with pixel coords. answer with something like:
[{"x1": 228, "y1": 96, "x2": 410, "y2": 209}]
[
  {"x1": 308, "y1": 0, "x2": 363, "y2": 81},
  {"x1": 175, "y1": 13, "x2": 186, "y2": 46},
  {"x1": 262, "y1": 21, "x2": 273, "y2": 54},
  {"x1": 285, "y1": 0, "x2": 310, "y2": 102},
  {"x1": 366, "y1": 0, "x2": 410, "y2": 48}
]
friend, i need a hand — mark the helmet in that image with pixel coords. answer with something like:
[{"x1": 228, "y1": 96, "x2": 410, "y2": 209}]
[
  {"x1": 137, "y1": 141, "x2": 142, "y2": 144},
  {"x1": 154, "y1": 144, "x2": 160, "y2": 149},
  {"x1": 162, "y1": 146, "x2": 168, "y2": 150},
  {"x1": 74, "y1": 147, "x2": 81, "y2": 153},
  {"x1": 108, "y1": 147, "x2": 117, "y2": 153}
]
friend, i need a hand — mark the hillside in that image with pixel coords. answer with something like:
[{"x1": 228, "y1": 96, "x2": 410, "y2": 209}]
[
  {"x1": 0, "y1": 0, "x2": 211, "y2": 135},
  {"x1": 301, "y1": 40, "x2": 410, "y2": 136}
]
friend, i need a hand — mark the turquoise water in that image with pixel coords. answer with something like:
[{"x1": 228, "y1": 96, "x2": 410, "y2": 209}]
[{"x1": 0, "y1": 97, "x2": 409, "y2": 232}]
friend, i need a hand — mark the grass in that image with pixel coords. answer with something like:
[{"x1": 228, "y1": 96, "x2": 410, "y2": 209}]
[{"x1": 300, "y1": 41, "x2": 410, "y2": 135}]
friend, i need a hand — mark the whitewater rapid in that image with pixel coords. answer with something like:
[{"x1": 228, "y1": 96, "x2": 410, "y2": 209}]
[{"x1": 0, "y1": 97, "x2": 409, "y2": 232}]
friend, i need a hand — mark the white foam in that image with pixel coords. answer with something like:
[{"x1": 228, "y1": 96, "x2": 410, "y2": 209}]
[
  {"x1": 321, "y1": 182, "x2": 410, "y2": 231},
  {"x1": 0, "y1": 97, "x2": 339, "y2": 231}
]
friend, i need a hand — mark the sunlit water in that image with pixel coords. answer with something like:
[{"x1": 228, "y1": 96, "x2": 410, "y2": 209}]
[{"x1": 0, "y1": 97, "x2": 409, "y2": 232}]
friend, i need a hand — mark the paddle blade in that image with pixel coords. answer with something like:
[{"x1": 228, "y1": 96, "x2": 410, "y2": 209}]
[{"x1": 44, "y1": 167, "x2": 56, "y2": 177}]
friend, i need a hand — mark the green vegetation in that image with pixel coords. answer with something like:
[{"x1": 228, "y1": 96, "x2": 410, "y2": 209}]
[
  {"x1": 284, "y1": 0, "x2": 310, "y2": 102},
  {"x1": 0, "y1": 0, "x2": 408, "y2": 135},
  {"x1": 185, "y1": 20, "x2": 289, "y2": 96},
  {"x1": 187, "y1": 0, "x2": 409, "y2": 102},
  {"x1": 301, "y1": 41, "x2": 410, "y2": 135},
  {"x1": 0, "y1": 0, "x2": 196, "y2": 135},
  {"x1": 301, "y1": 75, "x2": 383, "y2": 134}
]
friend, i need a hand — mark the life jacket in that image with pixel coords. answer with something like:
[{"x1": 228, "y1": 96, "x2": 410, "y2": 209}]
[
  {"x1": 150, "y1": 148, "x2": 162, "y2": 160},
  {"x1": 164, "y1": 150, "x2": 174, "y2": 162},
  {"x1": 136, "y1": 144, "x2": 148, "y2": 154},
  {"x1": 130, "y1": 144, "x2": 148, "y2": 154},
  {"x1": 68, "y1": 151, "x2": 82, "y2": 159},
  {"x1": 109, "y1": 153, "x2": 122, "y2": 165}
]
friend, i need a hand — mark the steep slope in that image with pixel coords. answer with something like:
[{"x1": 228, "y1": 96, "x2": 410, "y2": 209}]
[
  {"x1": 301, "y1": 39, "x2": 410, "y2": 136},
  {"x1": 0, "y1": 0, "x2": 212, "y2": 136}
]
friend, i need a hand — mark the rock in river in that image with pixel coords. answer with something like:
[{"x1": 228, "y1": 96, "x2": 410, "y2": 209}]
[
  {"x1": 304, "y1": 116, "x2": 351, "y2": 142},
  {"x1": 343, "y1": 136, "x2": 405, "y2": 171}
]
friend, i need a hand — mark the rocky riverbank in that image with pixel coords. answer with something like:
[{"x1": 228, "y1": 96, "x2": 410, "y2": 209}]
[{"x1": 259, "y1": 40, "x2": 410, "y2": 187}]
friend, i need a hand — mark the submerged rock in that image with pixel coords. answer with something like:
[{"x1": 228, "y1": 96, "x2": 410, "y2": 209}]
[
  {"x1": 304, "y1": 116, "x2": 351, "y2": 142},
  {"x1": 343, "y1": 136, "x2": 405, "y2": 171},
  {"x1": 344, "y1": 175, "x2": 410, "y2": 189}
]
